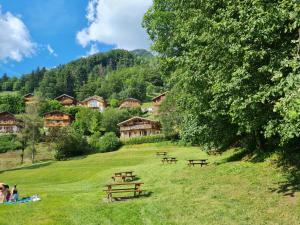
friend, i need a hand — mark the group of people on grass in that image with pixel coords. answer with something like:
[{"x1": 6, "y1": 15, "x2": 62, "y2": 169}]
[{"x1": 0, "y1": 183, "x2": 18, "y2": 203}]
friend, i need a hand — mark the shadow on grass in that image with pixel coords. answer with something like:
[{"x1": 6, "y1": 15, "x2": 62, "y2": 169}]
[
  {"x1": 269, "y1": 147, "x2": 300, "y2": 197},
  {"x1": 0, "y1": 161, "x2": 53, "y2": 174},
  {"x1": 108, "y1": 191, "x2": 153, "y2": 203}
]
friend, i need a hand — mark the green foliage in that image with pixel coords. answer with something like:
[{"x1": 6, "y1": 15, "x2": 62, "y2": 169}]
[
  {"x1": 89, "y1": 132, "x2": 121, "y2": 153},
  {"x1": 121, "y1": 134, "x2": 167, "y2": 145},
  {"x1": 0, "y1": 134, "x2": 21, "y2": 153},
  {"x1": 38, "y1": 99, "x2": 63, "y2": 116},
  {"x1": 72, "y1": 108, "x2": 102, "y2": 135},
  {"x1": 144, "y1": 0, "x2": 300, "y2": 150},
  {"x1": 52, "y1": 127, "x2": 91, "y2": 160},
  {"x1": 0, "y1": 93, "x2": 25, "y2": 114}
]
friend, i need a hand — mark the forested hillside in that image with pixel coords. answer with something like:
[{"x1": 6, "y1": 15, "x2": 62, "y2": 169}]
[{"x1": 0, "y1": 49, "x2": 163, "y2": 103}]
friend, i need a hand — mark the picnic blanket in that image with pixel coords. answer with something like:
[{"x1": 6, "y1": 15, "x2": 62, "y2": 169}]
[{"x1": 0, "y1": 195, "x2": 41, "y2": 205}]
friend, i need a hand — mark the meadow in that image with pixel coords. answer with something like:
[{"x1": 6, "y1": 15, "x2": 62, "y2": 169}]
[{"x1": 0, "y1": 142, "x2": 299, "y2": 225}]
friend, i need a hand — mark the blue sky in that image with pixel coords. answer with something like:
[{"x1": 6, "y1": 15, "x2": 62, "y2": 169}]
[{"x1": 0, "y1": 0, "x2": 152, "y2": 76}]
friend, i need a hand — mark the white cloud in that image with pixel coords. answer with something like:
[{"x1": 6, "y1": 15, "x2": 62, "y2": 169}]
[
  {"x1": 77, "y1": 0, "x2": 152, "y2": 50},
  {"x1": 47, "y1": 44, "x2": 58, "y2": 57},
  {"x1": 87, "y1": 43, "x2": 99, "y2": 55},
  {"x1": 0, "y1": 6, "x2": 36, "y2": 62}
]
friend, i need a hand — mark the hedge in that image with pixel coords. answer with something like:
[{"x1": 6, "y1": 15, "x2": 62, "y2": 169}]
[{"x1": 121, "y1": 134, "x2": 167, "y2": 145}]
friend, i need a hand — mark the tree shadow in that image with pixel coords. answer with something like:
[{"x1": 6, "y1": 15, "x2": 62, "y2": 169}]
[
  {"x1": 269, "y1": 171, "x2": 300, "y2": 197},
  {"x1": 0, "y1": 161, "x2": 53, "y2": 174}
]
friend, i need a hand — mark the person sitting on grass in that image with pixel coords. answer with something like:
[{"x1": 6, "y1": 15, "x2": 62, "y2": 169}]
[
  {"x1": 3, "y1": 184, "x2": 11, "y2": 202},
  {"x1": 0, "y1": 186, "x2": 4, "y2": 203},
  {"x1": 11, "y1": 185, "x2": 19, "y2": 202}
]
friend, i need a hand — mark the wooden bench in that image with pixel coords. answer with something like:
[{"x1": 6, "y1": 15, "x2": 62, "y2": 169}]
[
  {"x1": 156, "y1": 152, "x2": 167, "y2": 156},
  {"x1": 162, "y1": 157, "x2": 178, "y2": 164},
  {"x1": 207, "y1": 150, "x2": 222, "y2": 156},
  {"x1": 112, "y1": 171, "x2": 136, "y2": 182},
  {"x1": 187, "y1": 159, "x2": 208, "y2": 167},
  {"x1": 103, "y1": 182, "x2": 144, "y2": 202}
]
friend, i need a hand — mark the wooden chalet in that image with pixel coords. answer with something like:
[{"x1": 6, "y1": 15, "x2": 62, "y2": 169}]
[
  {"x1": 24, "y1": 93, "x2": 34, "y2": 105},
  {"x1": 119, "y1": 98, "x2": 141, "y2": 109},
  {"x1": 44, "y1": 111, "x2": 72, "y2": 128},
  {"x1": 152, "y1": 92, "x2": 168, "y2": 114},
  {"x1": 55, "y1": 94, "x2": 77, "y2": 107},
  {"x1": 0, "y1": 112, "x2": 22, "y2": 134},
  {"x1": 79, "y1": 95, "x2": 107, "y2": 112},
  {"x1": 118, "y1": 116, "x2": 161, "y2": 139}
]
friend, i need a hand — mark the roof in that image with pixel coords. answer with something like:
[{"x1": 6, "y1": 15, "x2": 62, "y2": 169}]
[
  {"x1": 152, "y1": 91, "x2": 168, "y2": 101},
  {"x1": 23, "y1": 93, "x2": 34, "y2": 98},
  {"x1": 119, "y1": 98, "x2": 141, "y2": 105},
  {"x1": 117, "y1": 116, "x2": 160, "y2": 126},
  {"x1": 0, "y1": 111, "x2": 16, "y2": 118},
  {"x1": 55, "y1": 94, "x2": 76, "y2": 100},
  {"x1": 44, "y1": 110, "x2": 72, "y2": 116},
  {"x1": 81, "y1": 95, "x2": 105, "y2": 103}
]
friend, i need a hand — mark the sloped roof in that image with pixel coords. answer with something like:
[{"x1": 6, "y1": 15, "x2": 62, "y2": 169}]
[
  {"x1": 55, "y1": 94, "x2": 76, "y2": 100},
  {"x1": 44, "y1": 110, "x2": 72, "y2": 116},
  {"x1": 152, "y1": 91, "x2": 168, "y2": 101},
  {"x1": 119, "y1": 98, "x2": 141, "y2": 105},
  {"x1": 81, "y1": 95, "x2": 105, "y2": 103},
  {"x1": 0, "y1": 111, "x2": 16, "y2": 118},
  {"x1": 23, "y1": 93, "x2": 34, "y2": 98},
  {"x1": 118, "y1": 116, "x2": 159, "y2": 126}
]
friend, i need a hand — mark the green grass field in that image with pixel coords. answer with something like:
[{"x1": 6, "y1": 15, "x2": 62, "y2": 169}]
[{"x1": 0, "y1": 142, "x2": 299, "y2": 225}]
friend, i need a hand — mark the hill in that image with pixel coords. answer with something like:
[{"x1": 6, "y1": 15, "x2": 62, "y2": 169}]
[{"x1": 0, "y1": 143, "x2": 299, "y2": 225}]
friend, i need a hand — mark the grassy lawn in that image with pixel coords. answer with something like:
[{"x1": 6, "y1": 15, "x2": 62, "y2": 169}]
[{"x1": 0, "y1": 142, "x2": 299, "y2": 225}]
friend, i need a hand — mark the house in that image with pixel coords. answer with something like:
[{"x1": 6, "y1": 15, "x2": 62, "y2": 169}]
[
  {"x1": 118, "y1": 116, "x2": 161, "y2": 139},
  {"x1": 0, "y1": 112, "x2": 22, "y2": 134},
  {"x1": 55, "y1": 94, "x2": 77, "y2": 107},
  {"x1": 79, "y1": 95, "x2": 107, "y2": 112},
  {"x1": 152, "y1": 92, "x2": 168, "y2": 114},
  {"x1": 44, "y1": 111, "x2": 72, "y2": 128},
  {"x1": 119, "y1": 98, "x2": 141, "y2": 109},
  {"x1": 24, "y1": 93, "x2": 34, "y2": 105}
]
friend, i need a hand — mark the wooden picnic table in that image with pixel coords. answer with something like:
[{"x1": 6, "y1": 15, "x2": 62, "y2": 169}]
[
  {"x1": 103, "y1": 182, "x2": 144, "y2": 202},
  {"x1": 187, "y1": 159, "x2": 208, "y2": 167},
  {"x1": 156, "y1": 152, "x2": 167, "y2": 156},
  {"x1": 112, "y1": 171, "x2": 135, "y2": 182},
  {"x1": 161, "y1": 157, "x2": 178, "y2": 164}
]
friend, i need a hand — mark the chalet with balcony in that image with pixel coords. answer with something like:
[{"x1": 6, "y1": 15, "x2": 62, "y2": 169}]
[
  {"x1": 55, "y1": 94, "x2": 77, "y2": 107},
  {"x1": 24, "y1": 93, "x2": 34, "y2": 105},
  {"x1": 0, "y1": 112, "x2": 22, "y2": 134},
  {"x1": 119, "y1": 98, "x2": 141, "y2": 109},
  {"x1": 44, "y1": 111, "x2": 72, "y2": 128},
  {"x1": 118, "y1": 116, "x2": 161, "y2": 139},
  {"x1": 152, "y1": 92, "x2": 168, "y2": 114},
  {"x1": 80, "y1": 95, "x2": 107, "y2": 112}
]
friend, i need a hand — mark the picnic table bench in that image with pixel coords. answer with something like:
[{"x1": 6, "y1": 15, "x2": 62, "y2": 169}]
[
  {"x1": 187, "y1": 159, "x2": 208, "y2": 167},
  {"x1": 161, "y1": 157, "x2": 178, "y2": 164},
  {"x1": 112, "y1": 171, "x2": 136, "y2": 182},
  {"x1": 156, "y1": 152, "x2": 167, "y2": 156},
  {"x1": 103, "y1": 182, "x2": 144, "y2": 202}
]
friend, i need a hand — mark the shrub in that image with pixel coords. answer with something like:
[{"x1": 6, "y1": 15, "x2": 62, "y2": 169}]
[
  {"x1": 90, "y1": 132, "x2": 121, "y2": 153},
  {"x1": 121, "y1": 134, "x2": 167, "y2": 145},
  {"x1": 51, "y1": 127, "x2": 91, "y2": 160},
  {"x1": 0, "y1": 134, "x2": 21, "y2": 153}
]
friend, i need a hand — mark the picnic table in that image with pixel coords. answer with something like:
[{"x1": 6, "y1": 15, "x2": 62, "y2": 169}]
[
  {"x1": 103, "y1": 182, "x2": 144, "y2": 202},
  {"x1": 187, "y1": 159, "x2": 208, "y2": 167},
  {"x1": 112, "y1": 171, "x2": 136, "y2": 182},
  {"x1": 156, "y1": 152, "x2": 167, "y2": 156},
  {"x1": 161, "y1": 157, "x2": 178, "y2": 164}
]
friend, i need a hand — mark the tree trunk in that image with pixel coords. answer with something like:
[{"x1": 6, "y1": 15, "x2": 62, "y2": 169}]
[
  {"x1": 32, "y1": 129, "x2": 35, "y2": 164},
  {"x1": 21, "y1": 148, "x2": 24, "y2": 165}
]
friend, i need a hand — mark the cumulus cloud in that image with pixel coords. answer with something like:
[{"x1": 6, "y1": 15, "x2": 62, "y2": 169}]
[
  {"x1": 0, "y1": 6, "x2": 36, "y2": 62},
  {"x1": 77, "y1": 0, "x2": 152, "y2": 50},
  {"x1": 87, "y1": 43, "x2": 99, "y2": 55},
  {"x1": 47, "y1": 44, "x2": 58, "y2": 57}
]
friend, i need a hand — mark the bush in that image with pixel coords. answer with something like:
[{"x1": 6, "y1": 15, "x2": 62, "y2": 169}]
[
  {"x1": 0, "y1": 134, "x2": 21, "y2": 153},
  {"x1": 51, "y1": 127, "x2": 91, "y2": 160},
  {"x1": 121, "y1": 134, "x2": 167, "y2": 145},
  {"x1": 90, "y1": 132, "x2": 121, "y2": 153}
]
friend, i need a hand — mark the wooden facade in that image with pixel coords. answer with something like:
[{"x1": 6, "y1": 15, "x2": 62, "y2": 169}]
[
  {"x1": 24, "y1": 93, "x2": 34, "y2": 105},
  {"x1": 0, "y1": 112, "x2": 22, "y2": 134},
  {"x1": 118, "y1": 117, "x2": 161, "y2": 139},
  {"x1": 119, "y1": 98, "x2": 141, "y2": 109},
  {"x1": 152, "y1": 92, "x2": 168, "y2": 114},
  {"x1": 80, "y1": 95, "x2": 107, "y2": 112},
  {"x1": 44, "y1": 111, "x2": 72, "y2": 128},
  {"x1": 55, "y1": 94, "x2": 77, "y2": 107}
]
